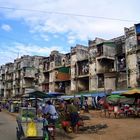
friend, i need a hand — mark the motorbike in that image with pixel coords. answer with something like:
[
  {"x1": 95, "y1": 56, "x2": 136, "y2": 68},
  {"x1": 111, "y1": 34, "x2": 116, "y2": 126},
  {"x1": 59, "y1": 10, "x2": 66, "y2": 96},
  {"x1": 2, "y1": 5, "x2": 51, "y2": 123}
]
[
  {"x1": 61, "y1": 117, "x2": 84, "y2": 133},
  {"x1": 47, "y1": 124, "x2": 55, "y2": 140},
  {"x1": 43, "y1": 118, "x2": 56, "y2": 140}
]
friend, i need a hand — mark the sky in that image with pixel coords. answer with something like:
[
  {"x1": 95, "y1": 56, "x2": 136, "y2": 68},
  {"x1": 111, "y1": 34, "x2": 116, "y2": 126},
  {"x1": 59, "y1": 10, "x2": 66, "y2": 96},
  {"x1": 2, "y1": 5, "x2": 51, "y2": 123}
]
[{"x1": 0, "y1": 0, "x2": 140, "y2": 65}]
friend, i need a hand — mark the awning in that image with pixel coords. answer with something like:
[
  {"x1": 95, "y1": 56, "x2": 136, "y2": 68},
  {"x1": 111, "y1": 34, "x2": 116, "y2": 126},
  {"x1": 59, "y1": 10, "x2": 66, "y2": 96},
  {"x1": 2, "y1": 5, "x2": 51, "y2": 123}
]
[
  {"x1": 47, "y1": 92, "x2": 64, "y2": 96},
  {"x1": 23, "y1": 90, "x2": 53, "y2": 99},
  {"x1": 121, "y1": 88, "x2": 140, "y2": 97}
]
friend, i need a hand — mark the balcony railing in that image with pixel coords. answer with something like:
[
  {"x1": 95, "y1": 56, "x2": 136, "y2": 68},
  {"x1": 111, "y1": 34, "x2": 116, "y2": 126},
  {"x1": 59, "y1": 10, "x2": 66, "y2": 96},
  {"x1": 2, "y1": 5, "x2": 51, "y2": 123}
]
[
  {"x1": 55, "y1": 72, "x2": 70, "y2": 81},
  {"x1": 96, "y1": 51, "x2": 115, "y2": 58}
]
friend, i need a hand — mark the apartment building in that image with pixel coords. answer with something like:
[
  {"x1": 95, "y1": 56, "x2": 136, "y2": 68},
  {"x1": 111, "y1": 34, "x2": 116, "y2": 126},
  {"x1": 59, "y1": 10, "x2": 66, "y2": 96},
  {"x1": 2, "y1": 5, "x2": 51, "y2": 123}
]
[
  {"x1": 70, "y1": 44, "x2": 89, "y2": 93},
  {"x1": 0, "y1": 55, "x2": 46, "y2": 98},
  {"x1": 88, "y1": 39, "x2": 116, "y2": 91},
  {"x1": 0, "y1": 65, "x2": 5, "y2": 97},
  {"x1": 41, "y1": 51, "x2": 71, "y2": 94},
  {"x1": 124, "y1": 23, "x2": 140, "y2": 87},
  {"x1": 1, "y1": 23, "x2": 140, "y2": 98}
]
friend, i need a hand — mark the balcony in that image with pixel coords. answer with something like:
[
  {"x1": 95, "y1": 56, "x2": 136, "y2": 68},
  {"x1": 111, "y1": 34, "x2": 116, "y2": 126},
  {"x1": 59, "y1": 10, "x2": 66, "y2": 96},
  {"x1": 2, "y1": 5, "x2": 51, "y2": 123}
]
[
  {"x1": 23, "y1": 68, "x2": 35, "y2": 78},
  {"x1": 55, "y1": 67, "x2": 70, "y2": 81},
  {"x1": 77, "y1": 60, "x2": 89, "y2": 77},
  {"x1": 96, "y1": 42, "x2": 115, "y2": 60},
  {"x1": 96, "y1": 51, "x2": 115, "y2": 60},
  {"x1": 96, "y1": 56, "x2": 115, "y2": 74},
  {"x1": 20, "y1": 60, "x2": 31, "y2": 69},
  {"x1": 23, "y1": 73, "x2": 35, "y2": 78},
  {"x1": 55, "y1": 72, "x2": 70, "y2": 81},
  {"x1": 77, "y1": 68, "x2": 89, "y2": 77}
]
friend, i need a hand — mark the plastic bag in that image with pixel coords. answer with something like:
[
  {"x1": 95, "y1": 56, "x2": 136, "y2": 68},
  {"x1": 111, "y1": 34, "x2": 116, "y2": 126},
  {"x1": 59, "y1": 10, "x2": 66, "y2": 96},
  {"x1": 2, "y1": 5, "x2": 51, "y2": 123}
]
[{"x1": 26, "y1": 121, "x2": 37, "y2": 137}]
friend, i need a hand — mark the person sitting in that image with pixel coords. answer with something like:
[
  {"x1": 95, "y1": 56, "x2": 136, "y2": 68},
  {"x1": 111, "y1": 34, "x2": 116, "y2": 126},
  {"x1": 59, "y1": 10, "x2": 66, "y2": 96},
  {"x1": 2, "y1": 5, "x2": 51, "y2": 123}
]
[
  {"x1": 124, "y1": 104, "x2": 130, "y2": 117},
  {"x1": 43, "y1": 100, "x2": 58, "y2": 125}
]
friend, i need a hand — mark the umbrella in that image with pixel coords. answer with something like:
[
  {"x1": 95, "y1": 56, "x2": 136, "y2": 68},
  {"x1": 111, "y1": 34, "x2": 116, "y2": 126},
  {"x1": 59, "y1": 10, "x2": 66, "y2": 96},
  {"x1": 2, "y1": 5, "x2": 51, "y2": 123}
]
[
  {"x1": 121, "y1": 88, "x2": 140, "y2": 98},
  {"x1": 27, "y1": 98, "x2": 43, "y2": 101},
  {"x1": 106, "y1": 94, "x2": 126, "y2": 105}
]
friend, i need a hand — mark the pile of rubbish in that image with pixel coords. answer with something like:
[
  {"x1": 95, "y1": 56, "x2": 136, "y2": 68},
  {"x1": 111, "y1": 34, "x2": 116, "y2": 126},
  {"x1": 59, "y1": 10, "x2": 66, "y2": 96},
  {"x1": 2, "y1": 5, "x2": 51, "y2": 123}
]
[{"x1": 79, "y1": 124, "x2": 108, "y2": 134}]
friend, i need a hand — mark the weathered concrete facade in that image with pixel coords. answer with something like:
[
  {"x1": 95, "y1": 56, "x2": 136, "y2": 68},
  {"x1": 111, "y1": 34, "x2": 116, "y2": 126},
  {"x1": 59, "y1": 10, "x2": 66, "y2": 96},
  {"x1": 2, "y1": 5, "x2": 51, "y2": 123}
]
[
  {"x1": 71, "y1": 45, "x2": 89, "y2": 93},
  {"x1": 1, "y1": 23, "x2": 140, "y2": 98},
  {"x1": 124, "y1": 24, "x2": 140, "y2": 88}
]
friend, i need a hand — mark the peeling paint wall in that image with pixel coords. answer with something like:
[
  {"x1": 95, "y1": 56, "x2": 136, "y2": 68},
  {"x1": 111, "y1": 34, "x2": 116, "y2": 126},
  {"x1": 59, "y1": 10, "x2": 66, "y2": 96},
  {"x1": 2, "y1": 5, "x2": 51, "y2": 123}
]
[
  {"x1": 104, "y1": 73, "x2": 116, "y2": 90},
  {"x1": 127, "y1": 54, "x2": 137, "y2": 87},
  {"x1": 71, "y1": 53, "x2": 77, "y2": 92},
  {"x1": 49, "y1": 82, "x2": 55, "y2": 92},
  {"x1": 103, "y1": 45, "x2": 116, "y2": 57},
  {"x1": 71, "y1": 79, "x2": 76, "y2": 92},
  {"x1": 125, "y1": 25, "x2": 138, "y2": 88},
  {"x1": 89, "y1": 63, "x2": 97, "y2": 91}
]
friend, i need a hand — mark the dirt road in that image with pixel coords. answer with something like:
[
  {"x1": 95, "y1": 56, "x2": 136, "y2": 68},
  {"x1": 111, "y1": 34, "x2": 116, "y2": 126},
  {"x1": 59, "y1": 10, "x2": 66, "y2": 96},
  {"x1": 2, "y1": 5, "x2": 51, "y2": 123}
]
[{"x1": 71, "y1": 111, "x2": 140, "y2": 140}]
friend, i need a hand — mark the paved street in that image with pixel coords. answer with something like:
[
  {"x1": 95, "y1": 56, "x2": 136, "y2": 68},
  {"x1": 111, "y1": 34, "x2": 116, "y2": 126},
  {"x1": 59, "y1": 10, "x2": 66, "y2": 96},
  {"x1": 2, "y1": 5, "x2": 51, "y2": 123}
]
[{"x1": 0, "y1": 111, "x2": 17, "y2": 140}]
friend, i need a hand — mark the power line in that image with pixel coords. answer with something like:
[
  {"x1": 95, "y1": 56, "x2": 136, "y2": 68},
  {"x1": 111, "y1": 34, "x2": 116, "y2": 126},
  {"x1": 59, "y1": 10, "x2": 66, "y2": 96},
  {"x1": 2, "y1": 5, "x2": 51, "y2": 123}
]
[{"x1": 0, "y1": 6, "x2": 139, "y2": 22}]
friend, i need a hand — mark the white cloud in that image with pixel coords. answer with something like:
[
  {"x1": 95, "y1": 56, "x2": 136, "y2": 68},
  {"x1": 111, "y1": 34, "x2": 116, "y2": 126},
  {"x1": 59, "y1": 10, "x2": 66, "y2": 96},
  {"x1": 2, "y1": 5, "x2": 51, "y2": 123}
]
[
  {"x1": 13, "y1": 42, "x2": 65, "y2": 56},
  {"x1": 0, "y1": 0, "x2": 139, "y2": 65},
  {"x1": 1, "y1": 24, "x2": 12, "y2": 31},
  {"x1": 0, "y1": 42, "x2": 67, "y2": 65},
  {"x1": 67, "y1": 34, "x2": 76, "y2": 44},
  {"x1": 0, "y1": 0, "x2": 139, "y2": 42},
  {"x1": 40, "y1": 34, "x2": 49, "y2": 41},
  {"x1": 0, "y1": 50, "x2": 18, "y2": 65}
]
